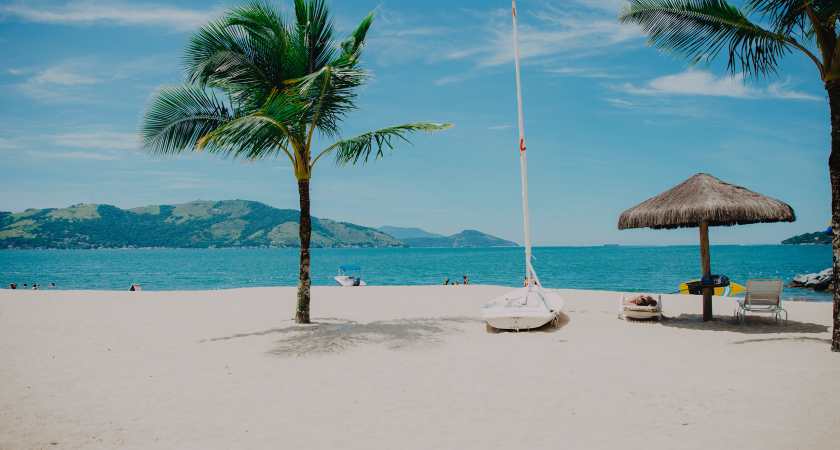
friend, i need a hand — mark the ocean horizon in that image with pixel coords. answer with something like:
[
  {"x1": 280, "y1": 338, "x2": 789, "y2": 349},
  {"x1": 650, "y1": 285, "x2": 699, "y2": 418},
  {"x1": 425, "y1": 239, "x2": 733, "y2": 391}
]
[{"x1": 2, "y1": 245, "x2": 832, "y2": 301}]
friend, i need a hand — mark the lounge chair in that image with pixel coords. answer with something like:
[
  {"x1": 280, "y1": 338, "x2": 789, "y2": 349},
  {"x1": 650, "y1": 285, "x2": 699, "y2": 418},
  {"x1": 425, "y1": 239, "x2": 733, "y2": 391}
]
[
  {"x1": 734, "y1": 279, "x2": 786, "y2": 325},
  {"x1": 618, "y1": 293, "x2": 662, "y2": 321}
]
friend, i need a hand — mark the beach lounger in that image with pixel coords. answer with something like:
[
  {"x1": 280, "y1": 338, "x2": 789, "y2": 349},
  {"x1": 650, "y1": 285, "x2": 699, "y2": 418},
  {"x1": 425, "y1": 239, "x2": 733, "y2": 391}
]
[
  {"x1": 734, "y1": 278, "x2": 786, "y2": 325},
  {"x1": 618, "y1": 293, "x2": 662, "y2": 321}
]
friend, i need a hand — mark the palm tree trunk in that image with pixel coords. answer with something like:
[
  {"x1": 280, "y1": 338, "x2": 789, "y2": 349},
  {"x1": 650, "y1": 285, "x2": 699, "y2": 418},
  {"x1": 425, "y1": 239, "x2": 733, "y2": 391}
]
[
  {"x1": 296, "y1": 178, "x2": 312, "y2": 324},
  {"x1": 827, "y1": 78, "x2": 840, "y2": 352}
]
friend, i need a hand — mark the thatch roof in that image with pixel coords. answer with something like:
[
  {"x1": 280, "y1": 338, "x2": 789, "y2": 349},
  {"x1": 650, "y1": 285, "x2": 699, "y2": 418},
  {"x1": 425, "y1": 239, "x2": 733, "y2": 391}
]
[{"x1": 618, "y1": 173, "x2": 795, "y2": 230}]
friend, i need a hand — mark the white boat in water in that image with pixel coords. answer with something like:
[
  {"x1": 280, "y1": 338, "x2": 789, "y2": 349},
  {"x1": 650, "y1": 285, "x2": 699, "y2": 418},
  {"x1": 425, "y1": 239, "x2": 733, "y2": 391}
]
[
  {"x1": 335, "y1": 265, "x2": 366, "y2": 286},
  {"x1": 482, "y1": 0, "x2": 564, "y2": 331}
]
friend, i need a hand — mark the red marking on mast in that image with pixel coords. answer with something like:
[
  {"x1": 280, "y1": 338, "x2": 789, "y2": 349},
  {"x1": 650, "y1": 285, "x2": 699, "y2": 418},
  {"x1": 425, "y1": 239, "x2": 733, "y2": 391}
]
[
  {"x1": 520, "y1": 139, "x2": 526, "y2": 152},
  {"x1": 512, "y1": 7, "x2": 516, "y2": 18}
]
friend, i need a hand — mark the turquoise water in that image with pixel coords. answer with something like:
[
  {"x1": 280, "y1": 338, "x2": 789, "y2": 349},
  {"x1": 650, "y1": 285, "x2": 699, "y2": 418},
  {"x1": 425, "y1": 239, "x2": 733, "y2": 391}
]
[{"x1": 0, "y1": 245, "x2": 833, "y2": 301}]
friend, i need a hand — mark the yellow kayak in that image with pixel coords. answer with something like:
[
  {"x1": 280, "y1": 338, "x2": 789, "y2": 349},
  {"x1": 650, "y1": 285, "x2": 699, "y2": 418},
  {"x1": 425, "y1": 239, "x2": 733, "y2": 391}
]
[{"x1": 678, "y1": 280, "x2": 745, "y2": 297}]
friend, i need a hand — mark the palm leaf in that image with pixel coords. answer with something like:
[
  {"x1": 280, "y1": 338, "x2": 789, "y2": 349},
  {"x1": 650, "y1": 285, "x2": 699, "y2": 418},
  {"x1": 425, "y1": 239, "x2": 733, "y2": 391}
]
[
  {"x1": 196, "y1": 90, "x2": 308, "y2": 163},
  {"x1": 619, "y1": 0, "x2": 793, "y2": 77},
  {"x1": 327, "y1": 123, "x2": 453, "y2": 167},
  {"x1": 139, "y1": 83, "x2": 233, "y2": 157}
]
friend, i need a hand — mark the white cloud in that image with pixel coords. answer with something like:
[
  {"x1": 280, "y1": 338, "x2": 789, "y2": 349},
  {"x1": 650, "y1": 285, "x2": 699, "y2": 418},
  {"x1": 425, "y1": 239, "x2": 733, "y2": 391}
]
[
  {"x1": 1, "y1": 1, "x2": 215, "y2": 31},
  {"x1": 548, "y1": 67, "x2": 628, "y2": 78},
  {"x1": 10, "y1": 55, "x2": 175, "y2": 101},
  {"x1": 31, "y1": 66, "x2": 99, "y2": 85},
  {"x1": 489, "y1": 125, "x2": 514, "y2": 130},
  {"x1": 367, "y1": 2, "x2": 644, "y2": 83},
  {"x1": 25, "y1": 150, "x2": 120, "y2": 160},
  {"x1": 610, "y1": 71, "x2": 822, "y2": 101},
  {"x1": 11, "y1": 59, "x2": 102, "y2": 100},
  {"x1": 46, "y1": 131, "x2": 137, "y2": 149},
  {"x1": 0, "y1": 138, "x2": 23, "y2": 149}
]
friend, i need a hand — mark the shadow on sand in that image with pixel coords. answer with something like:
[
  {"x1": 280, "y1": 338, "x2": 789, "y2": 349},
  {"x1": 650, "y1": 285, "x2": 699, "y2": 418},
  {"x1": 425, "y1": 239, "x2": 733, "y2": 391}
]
[
  {"x1": 658, "y1": 314, "x2": 828, "y2": 334},
  {"x1": 207, "y1": 317, "x2": 482, "y2": 357},
  {"x1": 484, "y1": 312, "x2": 571, "y2": 334}
]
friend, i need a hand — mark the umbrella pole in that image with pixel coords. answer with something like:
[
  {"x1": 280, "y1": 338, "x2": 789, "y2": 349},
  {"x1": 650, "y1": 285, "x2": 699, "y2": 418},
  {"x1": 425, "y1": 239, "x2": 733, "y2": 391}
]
[{"x1": 699, "y1": 221, "x2": 712, "y2": 321}]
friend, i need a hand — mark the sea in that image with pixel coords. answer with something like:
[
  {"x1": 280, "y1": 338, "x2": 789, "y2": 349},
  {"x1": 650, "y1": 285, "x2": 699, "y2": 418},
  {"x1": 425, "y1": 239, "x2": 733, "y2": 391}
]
[{"x1": 1, "y1": 245, "x2": 833, "y2": 301}]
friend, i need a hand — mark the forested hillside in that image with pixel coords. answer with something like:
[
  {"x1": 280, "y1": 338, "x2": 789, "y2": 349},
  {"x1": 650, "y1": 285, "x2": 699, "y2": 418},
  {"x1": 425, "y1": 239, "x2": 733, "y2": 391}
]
[
  {"x1": 0, "y1": 200, "x2": 405, "y2": 249},
  {"x1": 781, "y1": 231, "x2": 830, "y2": 245}
]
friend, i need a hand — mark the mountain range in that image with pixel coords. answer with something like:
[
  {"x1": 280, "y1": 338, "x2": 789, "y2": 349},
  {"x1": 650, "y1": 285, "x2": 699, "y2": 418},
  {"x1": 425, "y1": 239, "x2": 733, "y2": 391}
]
[
  {"x1": 0, "y1": 201, "x2": 517, "y2": 250},
  {"x1": 376, "y1": 225, "x2": 444, "y2": 239},
  {"x1": 0, "y1": 200, "x2": 403, "y2": 249},
  {"x1": 400, "y1": 230, "x2": 518, "y2": 248}
]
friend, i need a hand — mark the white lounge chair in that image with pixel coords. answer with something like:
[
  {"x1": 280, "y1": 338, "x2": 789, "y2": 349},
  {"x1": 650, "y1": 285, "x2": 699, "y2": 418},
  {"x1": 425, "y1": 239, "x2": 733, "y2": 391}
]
[
  {"x1": 734, "y1": 279, "x2": 786, "y2": 325},
  {"x1": 618, "y1": 293, "x2": 662, "y2": 321}
]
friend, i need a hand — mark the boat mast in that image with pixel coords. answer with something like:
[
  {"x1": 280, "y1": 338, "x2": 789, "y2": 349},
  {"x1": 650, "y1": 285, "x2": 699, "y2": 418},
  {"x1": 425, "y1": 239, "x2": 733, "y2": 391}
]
[{"x1": 512, "y1": 0, "x2": 533, "y2": 291}]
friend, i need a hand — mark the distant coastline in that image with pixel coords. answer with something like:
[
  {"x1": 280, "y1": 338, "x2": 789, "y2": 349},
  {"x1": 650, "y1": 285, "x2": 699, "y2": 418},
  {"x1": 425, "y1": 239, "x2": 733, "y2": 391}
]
[{"x1": 781, "y1": 231, "x2": 830, "y2": 245}]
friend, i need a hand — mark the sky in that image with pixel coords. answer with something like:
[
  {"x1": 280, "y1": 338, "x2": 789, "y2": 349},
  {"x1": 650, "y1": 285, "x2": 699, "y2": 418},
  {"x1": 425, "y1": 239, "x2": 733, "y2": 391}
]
[{"x1": 0, "y1": 0, "x2": 831, "y2": 246}]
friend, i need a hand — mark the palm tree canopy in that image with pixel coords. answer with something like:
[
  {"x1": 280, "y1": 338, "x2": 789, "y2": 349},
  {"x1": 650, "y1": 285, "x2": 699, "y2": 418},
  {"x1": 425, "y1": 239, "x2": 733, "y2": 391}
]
[
  {"x1": 618, "y1": 173, "x2": 796, "y2": 230},
  {"x1": 618, "y1": 0, "x2": 840, "y2": 81},
  {"x1": 139, "y1": 0, "x2": 451, "y2": 178}
]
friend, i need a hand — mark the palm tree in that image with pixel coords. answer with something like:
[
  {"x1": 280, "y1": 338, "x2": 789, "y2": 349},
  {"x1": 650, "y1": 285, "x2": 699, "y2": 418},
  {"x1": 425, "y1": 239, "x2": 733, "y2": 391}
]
[
  {"x1": 619, "y1": 0, "x2": 840, "y2": 351},
  {"x1": 138, "y1": 0, "x2": 451, "y2": 323}
]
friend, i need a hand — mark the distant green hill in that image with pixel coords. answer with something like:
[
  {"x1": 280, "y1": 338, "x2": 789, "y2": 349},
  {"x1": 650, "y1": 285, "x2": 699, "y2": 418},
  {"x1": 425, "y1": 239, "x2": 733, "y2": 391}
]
[
  {"x1": 401, "y1": 230, "x2": 518, "y2": 248},
  {"x1": 782, "y1": 231, "x2": 830, "y2": 245},
  {"x1": 0, "y1": 200, "x2": 405, "y2": 250}
]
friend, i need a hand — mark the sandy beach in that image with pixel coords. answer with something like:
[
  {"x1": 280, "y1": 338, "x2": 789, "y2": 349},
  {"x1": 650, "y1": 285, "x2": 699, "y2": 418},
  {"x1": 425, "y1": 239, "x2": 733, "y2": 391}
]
[{"x1": 1, "y1": 286, "x2": 838, "y2": 449}]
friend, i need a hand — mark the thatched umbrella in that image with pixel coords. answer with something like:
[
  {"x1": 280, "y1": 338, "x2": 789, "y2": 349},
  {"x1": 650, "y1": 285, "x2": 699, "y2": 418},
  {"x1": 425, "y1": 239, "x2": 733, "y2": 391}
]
[{"x1": 618, "y1": 173, "x2": 795, "y2": 321}]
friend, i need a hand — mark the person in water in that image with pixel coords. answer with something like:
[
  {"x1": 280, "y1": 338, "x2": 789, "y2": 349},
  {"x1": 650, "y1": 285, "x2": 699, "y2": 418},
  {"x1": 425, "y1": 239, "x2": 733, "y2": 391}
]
[
  {"x1": 23, "y1": 283, "x2": 27, "y2": 289},
  {"x1": 50, "y1": 283, "x2": 55, "y2": 288},
  {"x1": 9, "y1": 283, "x2": 17, "y2": 289},
  {"x1": 462, "y1": 275, "x2": 468, "y2": 285},
  {"x1": 443, "y1": 279, "x2": 449, "y2": 285}
]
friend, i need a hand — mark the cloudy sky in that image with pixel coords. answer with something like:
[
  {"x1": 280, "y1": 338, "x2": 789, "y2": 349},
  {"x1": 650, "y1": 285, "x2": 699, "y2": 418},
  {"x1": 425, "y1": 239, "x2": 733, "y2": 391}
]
[{"x1": 0, "y1": 0, "x2": 830, "y2": 246}]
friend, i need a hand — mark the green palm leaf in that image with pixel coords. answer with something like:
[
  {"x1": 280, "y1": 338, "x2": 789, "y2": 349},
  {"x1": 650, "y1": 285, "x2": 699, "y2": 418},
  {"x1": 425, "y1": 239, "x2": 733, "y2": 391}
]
[
  {"x1": 139, "y1": 83, "x2": 233, "y2": 157},
  {"x1": 328, "y1": 123, "x2": 454, "y2": 167},
  {"x1": 619, "y1": 0, "x2": 793, "y2": 77}
]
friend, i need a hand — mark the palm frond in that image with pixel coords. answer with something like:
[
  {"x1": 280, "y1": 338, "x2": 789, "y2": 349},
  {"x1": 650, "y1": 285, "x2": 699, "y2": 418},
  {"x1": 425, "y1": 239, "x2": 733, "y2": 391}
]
[
  {"x1": 183, "y1": 0, "x2": 297, "y2": 108},
  {"x1": 139, "y1": 83, "x2": 233, "y2": 157},
  {"x1": 291, "y1": 60, "x2": 368, "y2": 141},
  {"x1": 292, "y1": 0, "x2": 337, "y2": 74},
  {"x1": 196, "y1": 90, "x2": 308, "y2": 163},
  {"x1": 341, "y1": 12, "x2": 375, "y2": 58},
  {"x1": 748, "y1": 0, "x2": 839, "y2": 39},
  {"x1": 327, "y1": 123, "x2": 453, "y2": 168},
  {"x1": 619, "y1": 0, "x2": 792, "y2": 77}
]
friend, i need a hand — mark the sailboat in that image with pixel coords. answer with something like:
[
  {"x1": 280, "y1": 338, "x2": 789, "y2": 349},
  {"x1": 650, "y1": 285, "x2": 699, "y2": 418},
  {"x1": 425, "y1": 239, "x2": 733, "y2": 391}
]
[{"x1": 482, "y1": 0, "x2": 565, "y2": 331}]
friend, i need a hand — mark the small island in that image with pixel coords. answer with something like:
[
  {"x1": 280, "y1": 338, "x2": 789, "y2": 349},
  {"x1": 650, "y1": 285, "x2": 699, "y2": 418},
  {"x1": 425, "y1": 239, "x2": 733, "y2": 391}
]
[{"x1": 781, "y1": 231, "x2": 830, "y2": 245}]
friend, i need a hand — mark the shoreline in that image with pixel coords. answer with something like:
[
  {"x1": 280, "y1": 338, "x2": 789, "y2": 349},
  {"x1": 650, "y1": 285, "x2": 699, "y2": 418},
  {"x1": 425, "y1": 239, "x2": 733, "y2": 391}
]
[{"x1": 2, "y1": 286, "x2": 838, "y2": 448}]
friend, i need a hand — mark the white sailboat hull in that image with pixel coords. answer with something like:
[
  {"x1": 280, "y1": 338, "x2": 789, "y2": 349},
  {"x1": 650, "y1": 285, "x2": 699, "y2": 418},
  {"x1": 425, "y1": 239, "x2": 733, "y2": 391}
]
[{"x1": 482, "y1": 287, "x2": 564, "y2": 330}]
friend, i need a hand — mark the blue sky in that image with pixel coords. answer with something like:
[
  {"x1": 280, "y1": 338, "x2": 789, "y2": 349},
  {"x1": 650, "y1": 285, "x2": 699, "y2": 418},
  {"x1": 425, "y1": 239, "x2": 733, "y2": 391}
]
[{"x1": 0, "y1": 0, "x2": 831, "y2": 246}]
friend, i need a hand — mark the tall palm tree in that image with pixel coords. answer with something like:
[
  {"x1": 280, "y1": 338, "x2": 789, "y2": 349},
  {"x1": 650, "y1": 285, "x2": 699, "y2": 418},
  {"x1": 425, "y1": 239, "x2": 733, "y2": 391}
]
[
  {"x1": 138, "y1": 0, "x2": 451, "y2": 323},
  {"x1": 619, "y1": 0, "x2": 840, "y2": 351}
]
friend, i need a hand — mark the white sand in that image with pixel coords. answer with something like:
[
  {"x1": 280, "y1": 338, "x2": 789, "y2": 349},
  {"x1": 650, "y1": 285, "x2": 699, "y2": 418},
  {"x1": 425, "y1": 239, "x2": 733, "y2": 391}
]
[{"x1": 1, "y1": 286, "x2": 838, "y2": 449}]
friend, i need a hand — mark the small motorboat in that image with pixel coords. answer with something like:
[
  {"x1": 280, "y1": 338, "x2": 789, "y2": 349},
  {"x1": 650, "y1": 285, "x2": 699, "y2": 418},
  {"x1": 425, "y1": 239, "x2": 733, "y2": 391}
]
[{"x1": 335, "y1": 265, "x2": 366, "y2": 286}]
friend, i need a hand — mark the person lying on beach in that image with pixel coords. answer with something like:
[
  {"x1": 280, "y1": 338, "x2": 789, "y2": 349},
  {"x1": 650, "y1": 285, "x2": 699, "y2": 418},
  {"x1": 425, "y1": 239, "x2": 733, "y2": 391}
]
[{"x1": 623, "y1": 294, "x2": 657, "y2": 307}]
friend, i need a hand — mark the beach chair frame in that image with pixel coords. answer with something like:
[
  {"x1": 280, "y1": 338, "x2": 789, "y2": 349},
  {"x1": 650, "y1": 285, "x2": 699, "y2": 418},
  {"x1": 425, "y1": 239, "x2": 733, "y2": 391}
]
[
  {"x1": 618, "y1": 293, "x2": 662, "y2": 321},
  {"x1": 734, "y1": 279, "x2": 786, "y2": 325}
]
